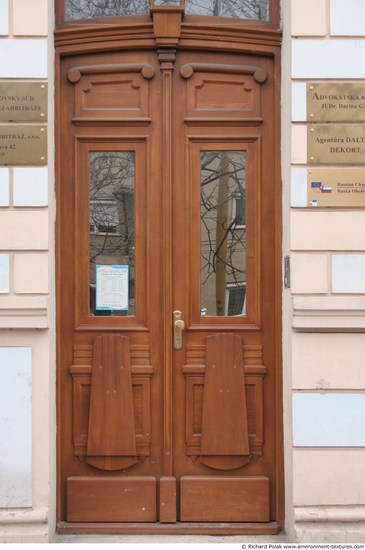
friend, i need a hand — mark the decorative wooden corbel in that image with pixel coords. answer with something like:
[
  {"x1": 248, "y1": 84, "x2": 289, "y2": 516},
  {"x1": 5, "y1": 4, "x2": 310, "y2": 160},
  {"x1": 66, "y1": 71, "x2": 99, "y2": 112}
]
[{"x1": 149, "y1": 0, "x2": 184, "y2": 48}]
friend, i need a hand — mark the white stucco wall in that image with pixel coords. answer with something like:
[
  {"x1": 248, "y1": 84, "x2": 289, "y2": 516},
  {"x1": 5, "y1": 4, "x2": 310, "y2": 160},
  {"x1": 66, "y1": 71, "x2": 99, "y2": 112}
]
[
  {"x1": 289, "y1": 0, "x2": 365, "y2": 542},
  {"x1": 0, "y1": 0, "x2": 55, "y2": 543}
]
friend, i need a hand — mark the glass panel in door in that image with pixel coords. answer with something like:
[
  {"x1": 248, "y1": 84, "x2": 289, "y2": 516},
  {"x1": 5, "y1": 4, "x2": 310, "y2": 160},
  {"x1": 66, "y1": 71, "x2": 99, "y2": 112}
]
[
  {"x1": 89, "y1": 151, "x2": 136, "y2": 316},
  {"x1": 200, "y1": 150, "x2": 247, "y2": 317}
]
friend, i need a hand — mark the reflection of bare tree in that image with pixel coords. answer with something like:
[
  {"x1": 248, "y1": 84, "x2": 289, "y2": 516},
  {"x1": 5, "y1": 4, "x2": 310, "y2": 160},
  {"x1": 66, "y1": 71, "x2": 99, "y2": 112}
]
[
  {"x1": 65, "y1": 0, "x2": 268, "y2": 21},
  {"x1": 200, "y1": 151, "x2": 246, "y2": 316},
  {"x1": 89, "y1": 151, "x2": 135, "y2": 270},
  {"x1": 186, "y1": 0, "x2": 268, "y2": 19},
  {"x1": 65, "y1": 0, "x2": 149, "y2": 18},
  {"x1": 89, "y1": 152, "x2": 134, "y2": 261}
]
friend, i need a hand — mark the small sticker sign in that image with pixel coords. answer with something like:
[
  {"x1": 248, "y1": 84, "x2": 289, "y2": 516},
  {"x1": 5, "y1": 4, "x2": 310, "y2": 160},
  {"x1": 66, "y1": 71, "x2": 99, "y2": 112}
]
[{"x1": 307, "y1": 169, "x2": 365, "y2": 207}]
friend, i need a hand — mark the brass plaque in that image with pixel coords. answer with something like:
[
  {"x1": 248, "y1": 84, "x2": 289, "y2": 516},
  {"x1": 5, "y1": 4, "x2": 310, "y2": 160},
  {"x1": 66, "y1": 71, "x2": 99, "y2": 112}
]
[
  {"x1": 0, "y1": 125, "x2": 47, "y2": 165},
  {"x1": 308, "y1": 125, "x2": 365, "y2": 165},
  {"x1": 307, "y1": 83, "x2": 365, "y2": 122},
  {"x1": 308, "y1": 168, "x2": 365, "y2": 207},
  {"x1": 0, "y1": 82, "x2": 47, "y2": 122}
]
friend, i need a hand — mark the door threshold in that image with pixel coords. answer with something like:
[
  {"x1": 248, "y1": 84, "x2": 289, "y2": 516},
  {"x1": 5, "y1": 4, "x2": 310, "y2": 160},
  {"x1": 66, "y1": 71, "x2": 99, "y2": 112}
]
[{"x1": 58, "y1": 521, "x2": 281, "y2": 535}]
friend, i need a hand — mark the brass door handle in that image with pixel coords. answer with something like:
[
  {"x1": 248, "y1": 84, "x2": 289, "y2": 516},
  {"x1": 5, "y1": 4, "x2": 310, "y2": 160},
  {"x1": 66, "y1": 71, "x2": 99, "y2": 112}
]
[{"x1": 173, "y1": 310, "x2": 185, "y2": 350}]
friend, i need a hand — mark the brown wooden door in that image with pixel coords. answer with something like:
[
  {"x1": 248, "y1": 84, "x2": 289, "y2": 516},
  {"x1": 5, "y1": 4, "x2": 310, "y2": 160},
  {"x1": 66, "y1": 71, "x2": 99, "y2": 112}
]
[{"x1": 57, "y1": 39, "x2": 282, "y2": 534}]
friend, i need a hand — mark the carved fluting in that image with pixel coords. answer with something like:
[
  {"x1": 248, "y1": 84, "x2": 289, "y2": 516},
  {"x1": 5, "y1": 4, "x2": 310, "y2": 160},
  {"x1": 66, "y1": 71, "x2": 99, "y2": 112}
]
[
  {"x1": 67, "y1": 63, "x2": 155, "y2": 83},
  {"x1": 180, "y1": 63, "x2": 268, "y2": 84}
]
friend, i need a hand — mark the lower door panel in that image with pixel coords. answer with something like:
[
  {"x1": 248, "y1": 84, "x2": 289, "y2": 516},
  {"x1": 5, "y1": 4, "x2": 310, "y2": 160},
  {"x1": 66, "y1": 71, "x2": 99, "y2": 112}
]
[
  {"x1": 67, "y1": 477, "x2": 157, "y2": 522},
  {"x1": 180, "y1": 476, "x2": 269, "y2": 522}
]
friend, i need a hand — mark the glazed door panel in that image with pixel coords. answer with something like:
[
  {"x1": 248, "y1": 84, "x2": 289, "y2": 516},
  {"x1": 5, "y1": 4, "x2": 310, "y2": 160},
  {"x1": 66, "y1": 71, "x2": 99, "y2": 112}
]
[{"x1": 57, "y1": 46, "x2": 281, "y2": 531}]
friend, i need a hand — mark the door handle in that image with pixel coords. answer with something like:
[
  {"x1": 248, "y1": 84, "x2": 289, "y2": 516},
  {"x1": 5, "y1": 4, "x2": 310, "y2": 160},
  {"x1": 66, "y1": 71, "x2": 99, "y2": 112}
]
[{"x1": 173, "y1": 310, "x2": 185, "y2": 350}]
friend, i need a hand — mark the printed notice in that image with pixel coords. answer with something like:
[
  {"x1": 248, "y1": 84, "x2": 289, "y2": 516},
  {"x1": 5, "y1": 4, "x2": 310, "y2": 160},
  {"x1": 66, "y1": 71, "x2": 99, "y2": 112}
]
[
  {"x1": 96, "y1": 264, "x2": 129, "y2": 311},
  {"x1": 307, "y1": 168, "x2": 365, "y2": 207},
  {"x1": 308, "y1": 125, "x2": 365, "y2": 165}
]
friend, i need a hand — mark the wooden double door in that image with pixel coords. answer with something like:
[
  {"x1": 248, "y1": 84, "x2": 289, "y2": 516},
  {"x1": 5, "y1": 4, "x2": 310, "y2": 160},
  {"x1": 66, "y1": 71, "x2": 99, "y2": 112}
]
[{"x1": 57, "y1": 40, "x2": 282, "y2": 533}]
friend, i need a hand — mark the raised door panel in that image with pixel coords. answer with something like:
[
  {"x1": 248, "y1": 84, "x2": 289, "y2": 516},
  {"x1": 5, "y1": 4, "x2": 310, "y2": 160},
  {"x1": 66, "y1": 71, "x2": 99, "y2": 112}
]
[
  {"x1": 180, "y1": 476, "x2": 270, "y2": 522},
  {"x1": 180, "y1": 62, "x2": 267, "y2": 123},
  {"x1": 68, "y1": 63, "x2": 155, "y2": 122},
  {"x1": 67, "y1": 477, "x2": 157, "y2": 522}
]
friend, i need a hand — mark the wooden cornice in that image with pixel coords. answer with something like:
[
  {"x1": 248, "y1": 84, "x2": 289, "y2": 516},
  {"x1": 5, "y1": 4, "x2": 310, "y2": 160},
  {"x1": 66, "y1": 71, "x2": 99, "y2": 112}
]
[
  {"x1": 181, "y1": 22, "x2": 282, "y2": 50},
  {"x1": 54, "y1": 21, "x2": 155, "y2": 51},
  {"x1": 54, "y1": 19, "x2": 281, "y2": 55}
]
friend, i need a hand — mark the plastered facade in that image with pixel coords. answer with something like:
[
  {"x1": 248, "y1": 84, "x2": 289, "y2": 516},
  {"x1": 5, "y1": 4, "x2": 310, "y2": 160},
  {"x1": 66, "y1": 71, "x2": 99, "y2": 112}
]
[{"x1": 0, "y1": 0, "x2": 365, "y2": 543}]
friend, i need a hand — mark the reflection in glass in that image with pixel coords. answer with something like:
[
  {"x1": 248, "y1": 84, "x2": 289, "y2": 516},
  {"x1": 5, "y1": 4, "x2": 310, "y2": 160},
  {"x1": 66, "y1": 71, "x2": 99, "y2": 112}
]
[
  {"x1": 89, "y1": 151, "x2": 135, "y2": 316},
  {"x1": 200, "y1": 151, "x2": 246, "y2": 317},
  {"x1": 64, "y1": 0, "x2": 268, "y2": 21},
  {"x1": 185, "y1": 0, "x2": 268, "y2": 20},
  {"x1": 65, "y1": 0, "x2": 149, "y2": 20},
  {"x1": 153, "y1": 0, "x2": 181, "y2": 5}
]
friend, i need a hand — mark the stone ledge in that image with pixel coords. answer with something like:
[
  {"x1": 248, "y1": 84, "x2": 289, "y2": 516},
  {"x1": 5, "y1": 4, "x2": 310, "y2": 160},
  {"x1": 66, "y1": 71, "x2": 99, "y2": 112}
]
[
  {"x1": 295, "y1": 506, "x2": 365, "y2": 523},
  {"x1": 293, "y1": 296, "x2": 365, "y2": 330},
  {"x1": 0, "y1": 296, "x2": 48, "y2": 328},
  {"x1": 0, "y1": 507, "x2": 48, "y2": 524}
]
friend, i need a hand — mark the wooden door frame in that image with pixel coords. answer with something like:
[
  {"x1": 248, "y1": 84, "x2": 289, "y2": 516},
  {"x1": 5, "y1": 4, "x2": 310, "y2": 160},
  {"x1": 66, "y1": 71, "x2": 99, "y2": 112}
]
[{"x1": 55, "y1": 9, "x2": 283, "y2": 535}]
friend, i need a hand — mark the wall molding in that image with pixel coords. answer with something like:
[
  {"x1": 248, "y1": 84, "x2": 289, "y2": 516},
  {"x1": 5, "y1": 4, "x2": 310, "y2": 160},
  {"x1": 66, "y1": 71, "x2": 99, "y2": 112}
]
[
  {"x1": 0, "y1": 296, "x2": 48, "y2": 328},
  {"x1": 292, "y1": 296, "x2": 365, "y2": 331},
  {"x1": 295, "y1": 506, "x2": 365, "y2": 523},
  {"x1": 0, "y1": 507, "x2": 48, "y2": 525}
]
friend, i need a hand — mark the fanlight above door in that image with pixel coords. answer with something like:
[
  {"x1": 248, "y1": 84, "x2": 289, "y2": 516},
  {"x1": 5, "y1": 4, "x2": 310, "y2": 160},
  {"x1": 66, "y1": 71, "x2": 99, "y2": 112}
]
[{"x1": 64, "y1": 0, "x2": 269, "y2": 22}]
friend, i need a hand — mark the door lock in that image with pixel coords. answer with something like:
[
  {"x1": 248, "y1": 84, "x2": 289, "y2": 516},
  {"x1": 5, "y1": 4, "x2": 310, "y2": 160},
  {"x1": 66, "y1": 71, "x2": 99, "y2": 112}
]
[{"x1": 173, "y1": 310, "x2": 185, "y2": 350}]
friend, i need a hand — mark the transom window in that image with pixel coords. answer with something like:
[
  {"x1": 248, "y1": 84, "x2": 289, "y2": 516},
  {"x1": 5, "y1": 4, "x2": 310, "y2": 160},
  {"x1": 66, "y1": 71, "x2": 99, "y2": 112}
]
[{"x1": 63, "y1": 0, "x2": 269, "y2": 22}]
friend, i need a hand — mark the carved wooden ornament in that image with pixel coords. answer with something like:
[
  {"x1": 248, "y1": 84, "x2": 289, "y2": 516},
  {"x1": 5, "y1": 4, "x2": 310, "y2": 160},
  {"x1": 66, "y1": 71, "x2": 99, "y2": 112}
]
[
  {"x1": 200, "y1": 333, "x2": 250, "y2": 469},
  {"x1": 87, "y1": 334, "x2": 137, "y2": 470}
]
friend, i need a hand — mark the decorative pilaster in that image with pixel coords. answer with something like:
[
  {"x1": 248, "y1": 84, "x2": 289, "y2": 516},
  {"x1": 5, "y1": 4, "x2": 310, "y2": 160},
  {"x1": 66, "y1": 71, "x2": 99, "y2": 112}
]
[{"x1": 150, "y1": 4, "x2": 183, "y2": 521}]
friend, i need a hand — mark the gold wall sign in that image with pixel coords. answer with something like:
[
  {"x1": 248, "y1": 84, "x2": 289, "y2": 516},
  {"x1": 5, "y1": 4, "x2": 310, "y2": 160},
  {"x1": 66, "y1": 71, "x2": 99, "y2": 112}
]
[
  {"x1": 0, "y1": 125, "x2": 47, "y2": 165},
  {"x1": 308, "y1": 125, "x2": 365, "y2": 165},
  {"x1": 0, "y1": 82, "x2": 47, "y2": 122},
  {"x1": 307, "y1": 83, "x2": 365, "y2": 122},
  {"x1": 307, "y1": 168, "x2": 365, "y2": 207}
]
